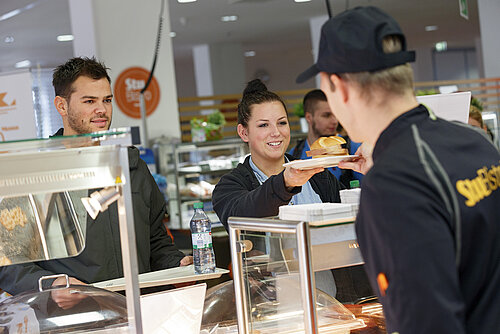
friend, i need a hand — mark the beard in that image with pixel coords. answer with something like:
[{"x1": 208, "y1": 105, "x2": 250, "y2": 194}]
[{"x1": 67, "y1": 110, "x2": 111, "y2": 135}]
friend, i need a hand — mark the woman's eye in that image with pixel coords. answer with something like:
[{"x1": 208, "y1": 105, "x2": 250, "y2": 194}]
[
  {"x1": 279, "y1": 121, "x2": 288, "y2": 125},
  {"x1": 104, "y1": 99, "x2": 112, "y2": 103},
  {"x1": 258, "y1": 123, "x2": 268, "y2": 128}
]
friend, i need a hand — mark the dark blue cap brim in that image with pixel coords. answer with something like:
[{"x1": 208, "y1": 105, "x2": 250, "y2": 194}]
[{"x1": 296, "y1": 64, "x2": 319, "y2": 84}]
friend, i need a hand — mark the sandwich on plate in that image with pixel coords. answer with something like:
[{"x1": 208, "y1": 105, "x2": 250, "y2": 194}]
[{"x1": 306, "y1": 136, "x2": 348, "y2": 158}]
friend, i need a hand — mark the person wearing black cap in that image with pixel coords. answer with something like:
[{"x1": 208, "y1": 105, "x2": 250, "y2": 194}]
[{"x1": 297, "y1": 6, "x2": 500, "y2": 334}]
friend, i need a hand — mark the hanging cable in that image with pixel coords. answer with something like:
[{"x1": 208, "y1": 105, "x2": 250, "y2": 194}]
[
  {"x1": 325, "y1": 0, "x2": 332, "y2": 18},
  {"x1": 139, "y1": 0, "x2": 165, "y2": 147},
  {"x1": 141, "y1": 0, "x2": 165, "y2": 94}
]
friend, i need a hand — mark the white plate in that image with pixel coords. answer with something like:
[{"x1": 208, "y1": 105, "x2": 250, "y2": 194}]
[{"x1": 283, "y1": 155, "x2": 358, "y2": 170}]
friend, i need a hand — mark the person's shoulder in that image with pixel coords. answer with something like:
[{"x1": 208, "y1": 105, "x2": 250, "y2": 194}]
[
  {"x1": 50, "y1": 128, "x2": 65, "y2": 137},
  {"x1": 127, "y1": 146, "x2": 142, "y2": 170}
]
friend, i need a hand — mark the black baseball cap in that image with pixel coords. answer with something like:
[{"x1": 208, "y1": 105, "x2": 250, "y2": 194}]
[{"x1": 296, "y1": 6, "x2": 415, "y2": 83}]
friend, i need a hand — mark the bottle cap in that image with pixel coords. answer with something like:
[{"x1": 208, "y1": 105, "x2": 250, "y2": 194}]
[
  {"x1": 349, "y1": 180, "x2": 360, "y2": 188},
  {"x1": 193, "y1": 202, "x2": 204, "y2": 209}
]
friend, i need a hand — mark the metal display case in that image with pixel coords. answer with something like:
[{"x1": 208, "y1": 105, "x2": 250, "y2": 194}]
[
  {"x1": 226, "y1": 217, "x2": 368, "y2": 334},
  {"x1": 156, "y1": 138, "x2": 249, "y2": 229},
  {"x1": 0, "y1": 129, "x2": 143, "y2": 333}
]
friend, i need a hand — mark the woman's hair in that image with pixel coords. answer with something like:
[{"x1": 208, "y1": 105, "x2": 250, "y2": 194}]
[
  {"x1": 237, "y1": 79, "x2": 288, "y2": 127},
  {"x1": 469, "y1": 105, "x2": 484, "y2": 128}
]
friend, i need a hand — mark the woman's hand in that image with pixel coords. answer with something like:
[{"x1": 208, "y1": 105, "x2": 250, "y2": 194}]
[
  {"x1": 338, "y1": 143, "x2": 373, "y2": 175},
  {"x1": 284, "y1": 166, "x2": 324, "y2": 189}
]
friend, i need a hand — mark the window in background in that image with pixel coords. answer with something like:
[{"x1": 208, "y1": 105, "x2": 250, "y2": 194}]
[{"x1": 32, "y1": 68, "x2": 62, "y2": 138}]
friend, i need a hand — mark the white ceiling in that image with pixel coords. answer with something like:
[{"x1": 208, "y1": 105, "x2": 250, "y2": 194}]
[{"x1": 0, "y1": 0, "x2": 480, "y2": 72}]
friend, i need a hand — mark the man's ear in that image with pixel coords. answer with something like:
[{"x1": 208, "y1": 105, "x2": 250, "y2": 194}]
[
  {"x1": 54, "y1": 96, "x2": 68, "y2": 116},
  {"x1": 237, "y1": 124, "x2": 249, "y2": 142},
  {"x1": 305, "y1": 111, "x2": 313, "y2": 124},
  {"x1": 329, "y1": 74, "x2": 349, "y2": 104}
]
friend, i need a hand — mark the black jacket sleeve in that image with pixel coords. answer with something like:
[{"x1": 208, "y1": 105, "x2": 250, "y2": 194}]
[
  {"x1": 212, "y1": 168, "x2": 300, "y2": 230},
  {"x1": 129, "y1": 147, "x2": 185, "y2": 270},
  {"x1": 0, "y1": 263, "x2": 57, "y2": 295}
]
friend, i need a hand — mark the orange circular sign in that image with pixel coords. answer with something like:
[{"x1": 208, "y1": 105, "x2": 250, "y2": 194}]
[{"x1": 114, "y1": 67, "x2": 160, "y2": 119}]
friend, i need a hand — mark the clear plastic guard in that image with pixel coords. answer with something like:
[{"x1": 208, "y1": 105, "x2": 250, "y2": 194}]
[{"x1": 203, "y1": 229, "x2": 366, "y2": 333}]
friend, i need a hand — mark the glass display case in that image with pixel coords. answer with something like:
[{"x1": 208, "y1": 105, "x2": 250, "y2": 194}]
[
  {"x1": 0, "y1": 129, "x2": 143, "y2": 333},
  {"x1": 226, "y1": 218, "x2": 367, "y2": 334}
]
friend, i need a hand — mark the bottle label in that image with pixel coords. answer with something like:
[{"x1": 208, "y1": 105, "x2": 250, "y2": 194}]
[{"x1": 192, "y1": 232, "x2": 213, "y2": 249}]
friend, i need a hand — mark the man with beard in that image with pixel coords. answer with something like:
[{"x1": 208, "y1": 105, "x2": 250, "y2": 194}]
[
  {"x1": 0, "y1": 57, "x2": 191, "y2": 305},
  {"x1": 290, "y1": 89, "x2": 362, "y2": 187}
]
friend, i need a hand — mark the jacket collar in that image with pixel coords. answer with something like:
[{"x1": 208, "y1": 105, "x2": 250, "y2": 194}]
[{"x1": 373, "y1": 104, "x2": 429, "y2": 162}]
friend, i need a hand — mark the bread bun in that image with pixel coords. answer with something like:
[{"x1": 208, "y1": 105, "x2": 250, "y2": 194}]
[{"x1": 306, "y1": 136, "x2": 348, "y2": 158}]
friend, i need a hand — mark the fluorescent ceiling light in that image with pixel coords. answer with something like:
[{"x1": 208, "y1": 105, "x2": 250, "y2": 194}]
[
  {"x1": 169, "y1": 31, "x2": 177, "y2": 38},
  {"x1": 425, "y1": 25, "x2": 438, "y2": 32},
  {"x1": 221, "y1": 15, "x2": 238, "y2": 22},
  {"x1": 57, "y1": 34, "x2": 74, "y2": 42},
  {"x1": 435, "y1": 41, "x2": 447, "y2": 52},
  {"x1": 178, "y1": 0, "x2": 197, "y2": 3},
  {"x1": 4, "y1": 36, "x2": 14, "y2": 43},
  {"x1": 0, "y1": 9, "x2": 21, "y2": 21},
  {"x1": 0, "y1": 1, "x2": 38, "y2": 22},
  {"x1": 244, "y1": 51, "x2": 256, "y2": 57},
  {"x1": 294, "y1": 0, "x2": 312, "y2": 2},
  {"x1": 15, "y1": 60, "x2": 31, "y2": 68}
]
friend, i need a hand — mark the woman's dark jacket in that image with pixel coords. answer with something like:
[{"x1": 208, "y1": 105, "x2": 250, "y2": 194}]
[{"x1": 212, "y1": 154, "x2": 343, "y2": 230}]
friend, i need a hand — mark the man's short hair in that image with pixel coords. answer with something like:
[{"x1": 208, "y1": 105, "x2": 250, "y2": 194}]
[
  {"x1": 52, "y1": 57, "x2": 111, "y2": 100},
  {"x1": 340, "y1": 35, "x2": 415, "y2": 101},
  {"x1": 303, "y1": 89, "x2": 327, "y2": 115}
]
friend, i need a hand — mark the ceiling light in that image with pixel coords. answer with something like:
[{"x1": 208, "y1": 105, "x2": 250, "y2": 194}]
[
  {"x1": 15, "y1": 60, "x2": 31, "y2": 68},
  {"x1": 177, "y1": 0, "x2": 197, "y2": 3},
  {"x1": 425, "y1": 25, "x2": 438, "y2": 32},
  {"x1": 221, "y1": 15, "x2": 238, "y2": 22},
  {"x1": 0, "y1": 9, "x2": 21, "y2": 22},
  {"x1": 4, "y1": 36, "x2": 14, "y2": 43},
  {"x1": 244, "y1": 51, "x2": 256, "y2": 57},
  {"x1": 169, "y1": 32, "x2": 177, "y2": 38},
  {"x1": 294, "y1": 0, "x2": 312, "y2": 2},
  {"x1": 435, "y1": 41, "x2": 448, "y2": 52},
  {"x1": 57, "y1": 34, "x2": 74, "y2": 42}
]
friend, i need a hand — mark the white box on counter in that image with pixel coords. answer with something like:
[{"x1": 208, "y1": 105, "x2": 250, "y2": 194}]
[{"x1": 279, "y1": 203, "x2": 355, "y2": 222}]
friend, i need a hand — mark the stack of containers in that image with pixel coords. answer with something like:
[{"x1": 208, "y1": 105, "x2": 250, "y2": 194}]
[
  {"x1": 279, "y1": 203, "x2": 356, "y2": 222},
  {"x1": 339, "y1": 188, "x2": 361, "y2": 215}
]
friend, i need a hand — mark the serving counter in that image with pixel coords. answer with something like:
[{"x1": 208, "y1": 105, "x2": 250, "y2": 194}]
[
  {"x1": 198, "y1": 216, "x2": 384, "y2": 334},
  {"x1": 0, "y1": 130, "x2": 228, "y2": 333}
]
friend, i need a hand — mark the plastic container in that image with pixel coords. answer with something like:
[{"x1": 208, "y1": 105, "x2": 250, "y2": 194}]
[
  {"x1": 190, "y1": 202, "x2": 216, "y2": 274},
  {"x1": 0, "y1": 283, "x2": 128, "y2": 333}
]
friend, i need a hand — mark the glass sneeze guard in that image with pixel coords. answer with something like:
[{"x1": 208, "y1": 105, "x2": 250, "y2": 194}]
[
  {"x1": 228, "y1": 217, "x2": 366, "y2": 334},
  {"x1": 0, "y1": 129, "x2": 143, "y2": 333}
]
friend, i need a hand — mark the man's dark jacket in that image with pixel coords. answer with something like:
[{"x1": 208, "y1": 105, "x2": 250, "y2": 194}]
[
  {"x1": 212, "y1": 153, "x2": 343, "y2": 230},
  {"x1": 0, "y1": 129, "x2": 185, "y2": 294}
]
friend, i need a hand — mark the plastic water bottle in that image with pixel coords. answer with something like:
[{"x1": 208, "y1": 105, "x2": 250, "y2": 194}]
[{"x1": 190, "y1": 202, "x2": 216, "y2": 274}]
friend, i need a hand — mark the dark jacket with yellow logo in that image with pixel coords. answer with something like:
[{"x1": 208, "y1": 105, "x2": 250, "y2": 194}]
[{"x1": 356, "y1": 105, "x2": 500, "y2": 334}]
